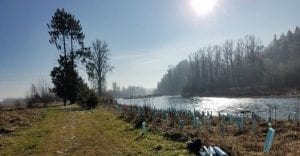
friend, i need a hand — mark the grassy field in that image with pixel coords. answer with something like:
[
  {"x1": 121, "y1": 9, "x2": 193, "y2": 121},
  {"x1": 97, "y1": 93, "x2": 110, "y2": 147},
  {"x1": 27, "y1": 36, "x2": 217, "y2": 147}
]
[
  {"x1": 2, "y1": 104, "x2": 299, "y2": 156},
  {"x1": 0, "y1": 105, "x2": 189, "y2": 155}
]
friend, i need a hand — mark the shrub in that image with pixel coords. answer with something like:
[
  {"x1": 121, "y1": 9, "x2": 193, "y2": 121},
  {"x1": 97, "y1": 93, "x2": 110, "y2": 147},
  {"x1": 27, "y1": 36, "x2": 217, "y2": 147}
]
[
  {"x1": 25, "y1": 81, "x2": 57, "y2": 108},
  {"x1": 86, "y1": 93, "x2": 98, "y2": 109},
  {"x1": 78, "y1": 91, "x2": 98, "y2": 109},
  {"x1": 77, "y1": 79, "x2": 98, "y2": 109},
  {"x1": 13, "y1": 100, "x2": 25, "y2": 109}
]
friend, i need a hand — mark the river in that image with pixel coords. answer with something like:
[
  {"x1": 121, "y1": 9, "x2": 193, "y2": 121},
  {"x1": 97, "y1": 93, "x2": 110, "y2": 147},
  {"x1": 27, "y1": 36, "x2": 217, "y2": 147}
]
[{"x1": 117, "y1": 96, "x2": 300, "y2": 120}]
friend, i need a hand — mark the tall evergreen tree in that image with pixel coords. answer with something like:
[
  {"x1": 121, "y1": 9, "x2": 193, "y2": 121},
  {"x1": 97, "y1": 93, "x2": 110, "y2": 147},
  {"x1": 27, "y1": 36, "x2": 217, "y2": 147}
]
[
  {"x1": 50, "y1": 56, "x2": 79, "y2": 104},
  {"x1": 47, "y1": 8, "x2": 85, "y2": 106}
]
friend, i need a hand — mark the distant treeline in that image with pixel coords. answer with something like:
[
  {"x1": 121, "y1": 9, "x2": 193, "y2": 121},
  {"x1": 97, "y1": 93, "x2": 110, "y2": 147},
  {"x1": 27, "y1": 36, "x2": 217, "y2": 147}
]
[
  {"x1": 108, "y1": 82, "x2": 148, "y2": 98},
  {"x1": 156, "y1": 27, "x2": 300, "y2": 97},
  {"x1": 0, "y1": 80, "x2": 58, "y2": 108}
]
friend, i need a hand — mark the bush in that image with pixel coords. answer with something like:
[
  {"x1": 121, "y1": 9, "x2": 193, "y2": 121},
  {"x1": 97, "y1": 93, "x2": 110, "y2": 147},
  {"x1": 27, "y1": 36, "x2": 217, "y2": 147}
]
[
  {"x1": 25, "y1": 82, "x2": 57, "y2": 108},
  {"x1": 25, "y1": 93, "x2": 40, "y2": 108},
  {"x1": 78, "y1": 92, "x2": 98, "y2": 109},
  {"x1": 86, "y1": 93, "x2": 98, "y2": 109},
  {"x1": 77, "y1": 79, "x2": 98, "y2": 109},
  {"x1": 13, "y1": 100, "x2": 25, "y2": 109}
]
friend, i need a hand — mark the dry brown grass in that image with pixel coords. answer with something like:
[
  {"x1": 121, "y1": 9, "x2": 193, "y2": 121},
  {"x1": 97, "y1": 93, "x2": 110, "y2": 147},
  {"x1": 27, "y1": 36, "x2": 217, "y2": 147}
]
[
  {"x1": 117, "y1": 104, "x2": 300, "y2": 156},
  {"x1": 0, "y1": 107, "x2": 44, "y2": 135}
]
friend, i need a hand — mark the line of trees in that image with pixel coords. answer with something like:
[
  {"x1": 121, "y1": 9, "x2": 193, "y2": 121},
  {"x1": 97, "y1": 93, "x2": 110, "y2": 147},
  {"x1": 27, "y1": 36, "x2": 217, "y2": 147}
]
[
  {"x1": 109, "y1": 82, "x2": 147, "y2": 98},
  {"x1": 156, "y1": 27, "x2": 300, "y2": 97},
  {"x1": 264, "y1": 27, "x2": 300, "y2": 88},
  {"x1": 48, "y1": 8, "x2": 113, "y2": 108}
]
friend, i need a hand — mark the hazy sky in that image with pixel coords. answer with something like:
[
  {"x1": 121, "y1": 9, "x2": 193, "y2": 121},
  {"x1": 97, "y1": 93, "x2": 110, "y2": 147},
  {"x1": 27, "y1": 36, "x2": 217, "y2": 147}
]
[{"x1": 1, "y1": 0, "x2": 300, "y2": 100}]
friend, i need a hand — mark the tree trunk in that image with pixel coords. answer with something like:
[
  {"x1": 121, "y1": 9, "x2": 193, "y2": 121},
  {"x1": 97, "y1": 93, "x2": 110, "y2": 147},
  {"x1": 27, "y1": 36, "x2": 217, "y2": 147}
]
[
  {"x1": 98, "y1": 79, "x2": 102, "y2": 96},
  {"x1": 70, "y1": 35, "x2": 74, "y2": 67},
  {"x1": 63, "y1": 35, "x2": 66, "y2": 58},
  {"x1": 63, "y1": 35, "x2": 67, "y2": 107}
]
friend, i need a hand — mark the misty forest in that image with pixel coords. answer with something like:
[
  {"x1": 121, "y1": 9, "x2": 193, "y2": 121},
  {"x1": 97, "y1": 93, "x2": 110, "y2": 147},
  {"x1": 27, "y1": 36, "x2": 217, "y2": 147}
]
[{"x1": 156, "y1": 29, "x2": 300, "y2": 96}]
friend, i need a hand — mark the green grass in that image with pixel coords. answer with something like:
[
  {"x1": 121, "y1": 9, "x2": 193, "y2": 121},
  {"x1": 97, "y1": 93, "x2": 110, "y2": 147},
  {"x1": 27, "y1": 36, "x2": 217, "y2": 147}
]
[{"x1": 0, "y1": 105, "x2": 189, "y2": 155}]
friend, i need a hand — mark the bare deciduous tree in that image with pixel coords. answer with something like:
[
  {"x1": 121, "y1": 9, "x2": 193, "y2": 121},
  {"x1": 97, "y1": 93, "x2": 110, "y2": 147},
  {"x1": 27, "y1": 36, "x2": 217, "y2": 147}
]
[{"x1": 85, "y1": 39, "x2": 114, "y2": 95}]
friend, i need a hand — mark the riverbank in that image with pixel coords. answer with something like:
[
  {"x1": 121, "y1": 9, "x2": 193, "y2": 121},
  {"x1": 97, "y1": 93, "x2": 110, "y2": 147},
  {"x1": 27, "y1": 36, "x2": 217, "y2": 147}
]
[
  {"x1": 117, "y1": 104, "x2": 300, "y2": 155},
  {"x1": 122, "y1": 88, "x2": 300, "y2": 99},
  {"x1": 0, "y1": 104, "x2": 188, "y2": 155},
  {"x1": 182, "y1": 87, "x2": 300, "y2": 98}
]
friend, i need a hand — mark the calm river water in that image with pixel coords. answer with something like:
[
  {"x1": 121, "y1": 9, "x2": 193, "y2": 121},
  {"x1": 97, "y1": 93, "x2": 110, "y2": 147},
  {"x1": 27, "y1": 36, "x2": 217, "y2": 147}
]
[{"x1": 117, "y1": 96, "x2": 300, "y2": 120}]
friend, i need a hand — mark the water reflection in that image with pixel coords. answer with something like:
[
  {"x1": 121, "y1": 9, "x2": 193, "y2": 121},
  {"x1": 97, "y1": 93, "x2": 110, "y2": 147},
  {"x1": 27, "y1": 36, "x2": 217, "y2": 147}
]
[{"x1": 117, "y1": 96, "x2": 299, "y2": 119}]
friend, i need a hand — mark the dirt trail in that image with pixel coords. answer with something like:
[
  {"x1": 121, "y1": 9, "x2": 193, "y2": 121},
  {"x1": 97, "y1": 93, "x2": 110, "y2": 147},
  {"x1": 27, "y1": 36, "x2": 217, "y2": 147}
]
[{"x1": 0, "y1": 105, "x2": 188, "y2": 156}]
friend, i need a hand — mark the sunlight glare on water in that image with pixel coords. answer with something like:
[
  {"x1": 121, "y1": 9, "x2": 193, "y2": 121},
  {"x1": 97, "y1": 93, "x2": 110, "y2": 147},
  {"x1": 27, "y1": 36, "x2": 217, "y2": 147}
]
[{"x1": 117, "y1": 96, "x2": 299, "y2": 119}]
